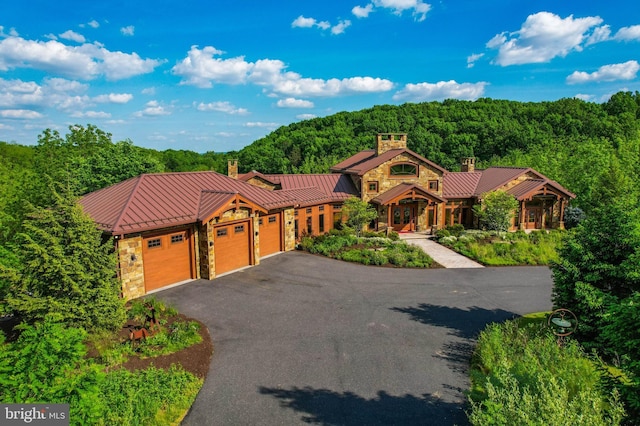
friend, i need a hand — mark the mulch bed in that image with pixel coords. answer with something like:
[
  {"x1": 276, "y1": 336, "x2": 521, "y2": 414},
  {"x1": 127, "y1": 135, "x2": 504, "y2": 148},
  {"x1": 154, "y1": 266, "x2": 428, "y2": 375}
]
[{"x1": 117, "y1": 314, "x2": 213, "y2": 379}]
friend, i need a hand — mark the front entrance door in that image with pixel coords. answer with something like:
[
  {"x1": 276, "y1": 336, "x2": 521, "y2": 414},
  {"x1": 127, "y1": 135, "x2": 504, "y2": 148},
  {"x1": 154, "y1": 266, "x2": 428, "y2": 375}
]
[{"x1": 392, "y1": 204, "x2": 416, "y2": 232}]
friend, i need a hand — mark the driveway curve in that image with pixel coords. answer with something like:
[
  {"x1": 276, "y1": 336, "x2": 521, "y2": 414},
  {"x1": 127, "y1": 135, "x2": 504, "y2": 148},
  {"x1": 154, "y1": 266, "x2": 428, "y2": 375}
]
[{"x1": 157, "y1": 251, "x2": 553, "y2": 426}]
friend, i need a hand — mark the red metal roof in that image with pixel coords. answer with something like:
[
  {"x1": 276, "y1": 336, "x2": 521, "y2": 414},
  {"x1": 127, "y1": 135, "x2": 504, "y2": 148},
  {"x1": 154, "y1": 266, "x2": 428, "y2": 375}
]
[
  {"x1": 474, "y1": 167, "x2": 541, "y2": 195},
  {"x1": 80, "y1": 171, "x2": 295, "y2": 235},
  {"x1": 506, "y1": 179, "x2": 576, "y2": 200},
  {"x1": 262, "y1": 173, "x2": 358, "y2": 201},
  {"x1": 330, "y1": 148, "x2": 447, "y2": 175},
  {"x1": 443, "y1": 172, "x2": 483, "y2": 198}
]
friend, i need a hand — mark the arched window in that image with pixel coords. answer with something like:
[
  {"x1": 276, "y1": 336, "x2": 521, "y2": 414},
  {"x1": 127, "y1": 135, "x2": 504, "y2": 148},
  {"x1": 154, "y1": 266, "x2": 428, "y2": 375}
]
[{"x1": 389, "y1": 163, "x2": 418, "y2": 177}]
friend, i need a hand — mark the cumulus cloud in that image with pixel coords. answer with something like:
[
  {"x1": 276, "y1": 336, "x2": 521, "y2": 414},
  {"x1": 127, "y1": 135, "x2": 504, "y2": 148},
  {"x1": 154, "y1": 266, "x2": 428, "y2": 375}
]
[
  {"x1": 71, "y1": 110, "x2": 111, "y2": 118},
  {"x1": 277, "y1": 97, "x2": 314, "y2": 108},
  {"x1": 573, "y1": 93, "x2": 594, "y2": 101},
  {"x1": 292, "y1": 15, "x2": 349, "y2": 34},
  {"x1": 614, "y1": 25, "x2": 640, "y2": 41},
  {"x1": 586, "y1": 25, "x2": 611, "y2": 46},
  {"x1": 352, "y1": 4, "x2": 374, "y2": 18},
  {"x1": 0, "y1": 109, "x2": 43, "y2": 119},
  {"x1": 0, "y1": 35, "x2": 162, "y2": 80},
  {"x1": 196, "y1": 101, "x2": 249, "y2": 114},
  {"x1": 120, "y1": 26, "x2": 135, "y2": 36},
  {"x1": 566, "y1": 60, "x2": 640, "y2": 84},
  {"x1": 370, "y1": 0, "x2": 431, "y2": 22},
  {"x1": 134, "y1": 100, "x2": 171, "y2": 117},
  {"x1": 94, "y1": 93, "x2": 133, "y2": 103},
  {"x1": 172, "y1": 45, "x2": 394, "y2": 97},
  {"x1": 244, "y1": 121, "x2": 279, "y2": 128},
  {"x1": 392, "y1": 80, "x2": 487, "y2": 102},
  {"x1": 59, "y1": 30, "x2": 86, "y2": 43},
  {"x1": 296, "y1": 113, "x2": 317, "y2": 120},
  {"x1": 487, "y1": 12, "x2": 604, "y2": 66}
]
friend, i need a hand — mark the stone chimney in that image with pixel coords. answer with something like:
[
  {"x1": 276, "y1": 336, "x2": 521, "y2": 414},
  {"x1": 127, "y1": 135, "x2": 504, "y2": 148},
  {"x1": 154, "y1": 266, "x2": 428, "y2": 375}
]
[
  {"x1": 228, "y1": 159, "x2": 238, "y2": 179},
  {"x1": 461, "y1": 157, "x2": 475, "y2": 173},
  {"x1": 376, "y1": 133, "x2": 407, "y2": 156}
]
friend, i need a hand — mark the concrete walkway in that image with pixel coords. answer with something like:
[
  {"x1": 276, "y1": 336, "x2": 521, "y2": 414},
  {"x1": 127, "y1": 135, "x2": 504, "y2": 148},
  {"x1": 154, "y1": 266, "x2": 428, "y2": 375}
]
[{"x1": 399, "y1": 233, "x2": 484, "y2": 268}]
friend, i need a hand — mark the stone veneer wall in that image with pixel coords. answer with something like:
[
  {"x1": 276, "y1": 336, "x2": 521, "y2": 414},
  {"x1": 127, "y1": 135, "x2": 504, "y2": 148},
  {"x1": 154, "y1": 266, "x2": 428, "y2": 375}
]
[
  {"x1": 246, "y1": 177, "x2": 277, "y2": 191},
  {"x1": 361, "y1": 153, "x2": 443, "y2": 204},
  {"x1": 283, "y1": 208, "x2": 296, "y2": 251},
  {"x1": 117, "y1": 235, "x2": 145, "y2": 300}
]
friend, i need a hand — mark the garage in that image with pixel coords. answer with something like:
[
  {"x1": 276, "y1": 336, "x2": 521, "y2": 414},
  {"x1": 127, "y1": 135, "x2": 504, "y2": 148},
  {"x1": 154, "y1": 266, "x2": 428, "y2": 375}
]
[
  {"x1": 143, "y1": 228, "x2": 194, "y2": 292},
  {"x1": 259, "y1": 213, "x2": 282, "y2": 256},
  {"x1": 214, "y1": 220, "x2": 252, "y2": 275}
]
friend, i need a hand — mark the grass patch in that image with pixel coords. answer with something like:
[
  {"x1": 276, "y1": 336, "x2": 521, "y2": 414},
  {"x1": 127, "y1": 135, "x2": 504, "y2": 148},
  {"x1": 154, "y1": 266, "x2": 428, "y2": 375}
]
[
  {"x1": 468, "y1": 318, "x2": 626, "y2": 425},
  {"x1": 300, "y1": 229, "x2": 434, "y2": 268},
  {"x1": 437, "y1": 229, "x2": 564, "y2": 266}
]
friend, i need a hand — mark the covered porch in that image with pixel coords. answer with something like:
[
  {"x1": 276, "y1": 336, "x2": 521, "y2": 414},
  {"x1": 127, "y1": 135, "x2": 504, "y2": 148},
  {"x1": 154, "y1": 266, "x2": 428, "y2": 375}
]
[
  {"x1": 370, "y1": 183, "x2": 447, "y2": 232},
  {"x1": 507, "y1": 179, "x2": 575, "y2": 231}
]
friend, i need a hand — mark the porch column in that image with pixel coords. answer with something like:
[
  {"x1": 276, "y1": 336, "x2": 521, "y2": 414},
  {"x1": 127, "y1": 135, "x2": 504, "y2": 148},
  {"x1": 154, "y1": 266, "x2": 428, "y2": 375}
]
[
  {"x1": 559, "y1": 198, "x2": 566, "y2": 230},
  {"x1": 519, "y1": 200, "x2": 526, "y2": 230},
  {"x1": 387, "y1": 205, "x2": 392, "y2": 229},
  {"x1": 541, "y1": 200, "x2": 547, "y2": 230}
]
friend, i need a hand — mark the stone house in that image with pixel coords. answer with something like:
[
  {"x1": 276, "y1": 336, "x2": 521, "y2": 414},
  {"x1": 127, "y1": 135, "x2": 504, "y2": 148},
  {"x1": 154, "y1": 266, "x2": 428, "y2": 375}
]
[{"x1": 80, "y1": 133, "x2": 574, "y2": 299}]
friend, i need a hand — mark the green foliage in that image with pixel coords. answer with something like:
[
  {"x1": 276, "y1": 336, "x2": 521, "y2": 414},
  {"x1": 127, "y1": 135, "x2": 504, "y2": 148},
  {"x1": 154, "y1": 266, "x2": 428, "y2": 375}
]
[
  {"x1": 468, "y1": 320, "x2": 626, "y2": 425},
  {"x1": 563, "y1": 205, "x2": 586, "y2": 229},
  {"x1": 300, "y1": 232, "x2": 433, "y2": 267},
  {"x1": 341, "y1": 197, "x2": 378, "y2": 237},
  {"x1": 473, "y1": 190, "x2": 519, "y2": 232},
  {"x1": 2, "y1": 185, "x2": 125, "y2": 331},
  {"x1": 438, "y1": 229, "x2": 563, "y2": 265},
  {"x1": 98, "y1": 365, "x2": 202, "y2": 426},
  {"x1": 0, "y1": 317, "x2": 106, "y2": 423}
]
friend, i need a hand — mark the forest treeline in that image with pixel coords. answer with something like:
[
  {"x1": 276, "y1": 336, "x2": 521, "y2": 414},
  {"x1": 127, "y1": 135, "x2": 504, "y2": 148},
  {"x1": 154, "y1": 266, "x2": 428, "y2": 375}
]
[{"x1": 1, "y1": 91, "x2": 640, "y2": 232}]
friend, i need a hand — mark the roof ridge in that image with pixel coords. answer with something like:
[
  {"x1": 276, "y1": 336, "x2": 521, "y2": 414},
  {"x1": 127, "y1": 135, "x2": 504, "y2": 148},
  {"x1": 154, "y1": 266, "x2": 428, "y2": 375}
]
[{"x1": 111, "y1": 175, "x2": 145, "y2": 234}]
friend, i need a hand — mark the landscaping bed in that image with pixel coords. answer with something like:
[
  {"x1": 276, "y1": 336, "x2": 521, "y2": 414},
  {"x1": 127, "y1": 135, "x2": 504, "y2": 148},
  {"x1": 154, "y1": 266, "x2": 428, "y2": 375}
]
[
  {"x1": 435, "y1": 226, "x2": 564, "y2": 266},
  {"x1": 299, "y1": 229, "x2": 437, "y2": 268}
]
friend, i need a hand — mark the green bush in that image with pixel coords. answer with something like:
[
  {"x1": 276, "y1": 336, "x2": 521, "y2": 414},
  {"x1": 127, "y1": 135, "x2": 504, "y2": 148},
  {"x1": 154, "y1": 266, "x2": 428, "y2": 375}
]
[{"x1": 468, "y1": 320, "x2": 626, "y2": 425}]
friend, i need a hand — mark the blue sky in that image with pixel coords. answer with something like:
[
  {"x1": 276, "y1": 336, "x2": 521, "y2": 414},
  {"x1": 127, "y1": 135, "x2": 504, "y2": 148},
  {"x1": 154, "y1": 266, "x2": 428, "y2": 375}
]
[{"x1": 1, "y1": 0, "x2": 639, "y2": 152}]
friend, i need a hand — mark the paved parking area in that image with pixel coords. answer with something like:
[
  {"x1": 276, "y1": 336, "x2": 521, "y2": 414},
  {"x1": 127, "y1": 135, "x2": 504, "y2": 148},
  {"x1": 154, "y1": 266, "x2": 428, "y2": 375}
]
[{"x1": 158, "y1": 251, "x2": 553, "y2": 425}]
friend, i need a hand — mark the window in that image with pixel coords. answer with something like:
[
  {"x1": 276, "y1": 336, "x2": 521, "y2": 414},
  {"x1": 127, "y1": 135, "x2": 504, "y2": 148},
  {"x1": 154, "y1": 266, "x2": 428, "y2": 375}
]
[
  {"x1": 390, "y1": 163, "x2": 417, "y2": 176},
  {"x1": 268, "y1": 216, "x2": 277, "y2": 223},
  {"x1": 216, "y1": 228, "x2": 228, "y2": 237},
  {"x1": 319, "y1": 214, "x2": 325, "y2": 233},
  {"x1": 294, "y1": 219, "x2": 299, "y2": 237},
  {"x1": 306, "y1": 207, "x2": 312, "y2": 214},
  {"x1": 393, "y1": 208, "x2": 401, "y2": 225},
  {"x1": 147, "y1": 238, "x2": 161, "y2": 248},
  {"x1": 332, "y1": 205, "x2": 342, "y2": 211},
  {"x1": 258, "y1": 218, "x2": 264, "y2": 225},
  {"x1": 170, "y1": 234, "x2": 184, "y2": 244},
  {"x1": 428, "y1": 180, "x2": 439, "y2": 191},
  {"x1": 294, "y1": 210, "x2": 298, "y2": 216},
  {"x1": 234, "y1": 225, "x2": 245, "y2": 233},
  {"x1": 306, "y1": 217, "x2": 313, "y2": 234},
  {"x1": 319, "y1": 206, "x2": 325, "y2": 212},
  {"x1": 368, "y1": 181, "x2": 379, "y2": 192}
]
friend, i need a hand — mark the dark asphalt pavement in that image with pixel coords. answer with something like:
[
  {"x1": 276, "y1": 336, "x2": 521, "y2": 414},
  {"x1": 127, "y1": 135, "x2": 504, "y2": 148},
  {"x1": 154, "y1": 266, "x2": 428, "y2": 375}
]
[{"x1": 157, "y1": 251, "x2": 553, "y2": 426}]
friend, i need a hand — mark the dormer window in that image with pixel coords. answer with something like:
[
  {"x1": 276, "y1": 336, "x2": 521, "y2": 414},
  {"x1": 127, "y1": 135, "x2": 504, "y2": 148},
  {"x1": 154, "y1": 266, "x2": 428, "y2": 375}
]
[{"x1": 390, "y1": 163, "x2": 418, "y2": 177}]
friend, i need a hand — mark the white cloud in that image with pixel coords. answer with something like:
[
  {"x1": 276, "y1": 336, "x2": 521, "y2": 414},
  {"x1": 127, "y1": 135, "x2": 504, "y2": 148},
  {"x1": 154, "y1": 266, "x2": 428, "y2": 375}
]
[
  {"x1": 244, "y1": 121, "x2": 279, "y2": 128},
  {"x1": 296, "y1": 113, "x2": 317, "y2": 120},
  {"x1": 71, "y1": 110, "x2": 111, "y2": 118},
  {"x1": 573, "y1": 94, "x2": 594, "y2": 101},
  {"x1": 121, "y1": 26, "x2": 135, "y2": 36},
  {"x1": 0, "y1": 109, "x2": 43, "y2": 119},
  {"x1": 566, "y1": 60, "x2": 640, "y2": 84},
  {"x1": 353, "y1": 4, "x2": 374, "y2": 18},
  {"x1": 196, "y1": 101, "x2": 249, "y2": 114},
  {"x1": 0, "y1": 35, "x2": 162, "y2": 80},
  {"x1": 487, "y1": 12, "x2": 604, "y2": 66},
  {"x1": 372, "y1": 0, "x2": 431, "y2": 22},
  {"x1": 614, "y1": 25, "x2": 640, "y2": 41},
  {"x1": 467, "y1": 53, "x2": 484, "y2": 68},
  {"x1": 88, "y1": 20, "x2": 100, "y2": 29},
  {"x1": 141, "y1": 87, "x2": 156, "y2": 95},
  {"x1": 59, "y1": 30, "x2": 86, "y2": 43},
  {"x1": 392, "y1": 80, "x2": 487, "y2": 102},
  {"x1": 94, "y1": 93, "x2": 133, "y2": 103},
  {"x1": 134, "y1": 100, "x2": 171, "y2": 117},
  {"x1": 291, "y1": 16, "x2": 317, "y2": 28},
  {"x1": 331, "y1": 20, "x2": 352, "y2": 35},
  {"x1": 277, "y1": 98, "x2": 314, "y2": 108},
  {"x1": 172, "y1": 46, "x2": 394, "y2": 97},
  {"x1": 586, "y1": 25, "x2": 611, "y2": 46}
]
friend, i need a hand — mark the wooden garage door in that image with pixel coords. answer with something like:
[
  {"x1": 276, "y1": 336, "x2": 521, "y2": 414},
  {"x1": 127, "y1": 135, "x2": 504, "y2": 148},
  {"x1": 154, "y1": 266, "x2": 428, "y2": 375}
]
[
  {"x1": 259, "y1": 213, "x2": 281, "y2": 256},
  {"x1": 214, "y1": 221, "x2": 251, "y2": 275},
  {"x1": 143, "y1": 229, "x2": 193, "y2": 292}
]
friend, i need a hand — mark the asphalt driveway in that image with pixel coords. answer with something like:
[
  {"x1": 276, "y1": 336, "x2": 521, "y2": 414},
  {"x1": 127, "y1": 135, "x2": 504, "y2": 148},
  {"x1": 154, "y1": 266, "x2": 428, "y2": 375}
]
[{"x1": 157, "y1": 251, "x2": 553, "y2": 426}]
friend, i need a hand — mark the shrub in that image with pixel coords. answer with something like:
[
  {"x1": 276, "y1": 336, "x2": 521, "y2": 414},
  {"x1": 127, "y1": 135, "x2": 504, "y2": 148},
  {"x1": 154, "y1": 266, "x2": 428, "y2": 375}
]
[{"x1": 468, "y1": 320, "x2": 626, "y2": 425}]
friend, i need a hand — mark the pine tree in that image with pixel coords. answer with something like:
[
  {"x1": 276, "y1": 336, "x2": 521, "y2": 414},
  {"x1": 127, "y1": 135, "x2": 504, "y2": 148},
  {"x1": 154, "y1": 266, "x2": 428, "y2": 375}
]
[{"x1": 3, "y1": 183, "x2": 125, "y2": 331}]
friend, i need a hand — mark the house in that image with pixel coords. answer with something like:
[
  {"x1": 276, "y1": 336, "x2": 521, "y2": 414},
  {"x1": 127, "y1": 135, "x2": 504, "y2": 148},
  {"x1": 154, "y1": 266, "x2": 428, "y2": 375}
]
[{"x1": 80, "y1": 133, "x2": 574, "y2": 299}]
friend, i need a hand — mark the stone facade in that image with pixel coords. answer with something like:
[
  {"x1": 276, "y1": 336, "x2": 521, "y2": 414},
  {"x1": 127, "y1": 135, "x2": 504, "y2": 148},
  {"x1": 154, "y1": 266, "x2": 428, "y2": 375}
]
[
  {"x1": 283, "y1": 208, "x2": 296, "y2": 251},
  {"x1": 376, "y1": 133, "x2": 408, "y2": 155},
  {"x1": 246, "y1": 177, "x2": 278, "y2": 191},
  {"x1": 117, "y1": 235, "x2": 145, "y2": 300},
  {"x1": 360, "y1": 152, "x2": 444, "y2": 203}
]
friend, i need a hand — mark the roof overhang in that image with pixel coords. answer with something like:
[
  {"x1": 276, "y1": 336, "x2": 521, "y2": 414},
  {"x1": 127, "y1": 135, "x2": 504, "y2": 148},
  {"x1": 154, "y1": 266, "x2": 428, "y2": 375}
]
[
  {"x1": 507, "y1": 180, "x2": 576, "y2": 201},
  {"x1": 371, "y1": 183, "x2": 447, "y2": 205},
  {"x1": 198, "y1": 191, "x2": 268, "y2": 224}
]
